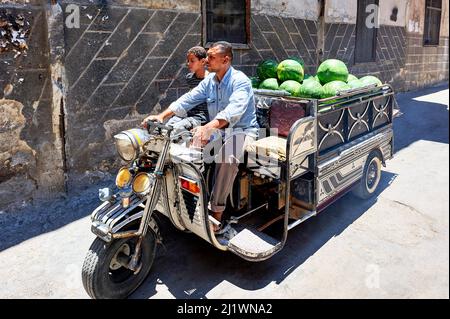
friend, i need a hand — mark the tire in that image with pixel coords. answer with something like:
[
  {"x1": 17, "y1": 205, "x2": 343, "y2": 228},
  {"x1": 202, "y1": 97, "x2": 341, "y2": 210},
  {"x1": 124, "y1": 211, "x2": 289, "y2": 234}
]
[
  {"x1": 81, "y1": 231, "x2": 156, "y2": 299},
  {"x1": 352, "y1": 152, "x2": 382, "y2": 200}
]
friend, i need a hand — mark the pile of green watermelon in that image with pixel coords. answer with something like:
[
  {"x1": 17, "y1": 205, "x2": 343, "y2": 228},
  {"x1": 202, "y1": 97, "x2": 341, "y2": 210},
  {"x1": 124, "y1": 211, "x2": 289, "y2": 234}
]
[{"x1": 250, "y1": 58, "x2": 382, "y2": 99}]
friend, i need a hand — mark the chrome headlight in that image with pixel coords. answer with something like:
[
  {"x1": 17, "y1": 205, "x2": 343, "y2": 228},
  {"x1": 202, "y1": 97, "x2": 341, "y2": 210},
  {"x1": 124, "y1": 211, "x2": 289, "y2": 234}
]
[
  {"x1": 132, "y1": 172, "x2": 155, "y2": 195},
  {"x1": 114, "y1": 134, "x2": 137, "y2": 162},
  {"x1": 114, "y1": 128, "x2": 151, "y2": 162},
  {"x1": 115, "y1": 167, "x2": 133, "y2": 188}
]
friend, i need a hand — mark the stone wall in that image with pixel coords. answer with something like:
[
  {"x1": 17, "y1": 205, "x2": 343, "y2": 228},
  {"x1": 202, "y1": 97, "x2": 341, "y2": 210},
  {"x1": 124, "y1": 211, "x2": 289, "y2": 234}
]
[
  {"x1": 61, "y1": 1, "x2": 318, "y2": 176},
  {"x1": 404, "y1": 34, "x2": 449, "y2": 90},
  {"x1": 323, "y1": 23, "x2": 407, "y2": 91},
  {"x1": 1, "y1": 0, "x2": 449, "y2": 204},
  {"x1": 322, "y1": 0, "x2": 450, "y2": 91},
  {"x1": 404, "y1": 0, "x2": 449, "y2": 90}
]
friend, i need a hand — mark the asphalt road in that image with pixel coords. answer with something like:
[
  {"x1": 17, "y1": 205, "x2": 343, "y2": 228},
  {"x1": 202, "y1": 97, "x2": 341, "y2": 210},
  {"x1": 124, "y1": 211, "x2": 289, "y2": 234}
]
[{"x1": 0, "y1": 83, "x2": 448, "y2": 299}]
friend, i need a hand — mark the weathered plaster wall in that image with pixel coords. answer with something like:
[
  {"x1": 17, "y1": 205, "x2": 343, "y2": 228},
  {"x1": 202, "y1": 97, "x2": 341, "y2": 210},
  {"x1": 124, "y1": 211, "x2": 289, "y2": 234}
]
[
  {"x1": 325, "y1": 0, "x2": 408, "y2": 27},
  {"x1": 60, "y1": 0, "x2": 200, "y2": 12},
  {"x1": 252, "y1": 0, "x2": 320, "y2": 20},
  {"x1": 379, "y1": 0, "x2": 408, "y2": 27},
  {"x1": 406, "y1": 0, "x2": 449, "y2": 36},
  {"x1": 325, "y1": 0, "x2": 357, "y2": 24},
  {"x1": 0, "y1": 0, "x2": 43, "y2": 5},
  {"x1": 0, "y1": 0, "x2": 65, "y2": 206},
  {"x1": 0, "y1": 100, "x2": 37, "y2": 206}
]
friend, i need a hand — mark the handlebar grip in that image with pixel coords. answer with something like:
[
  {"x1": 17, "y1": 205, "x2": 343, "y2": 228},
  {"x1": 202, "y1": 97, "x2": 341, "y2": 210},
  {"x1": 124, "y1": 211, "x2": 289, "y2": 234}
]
[{"x1": 146, "y1": 120, "x2": 172, "y2": 132}]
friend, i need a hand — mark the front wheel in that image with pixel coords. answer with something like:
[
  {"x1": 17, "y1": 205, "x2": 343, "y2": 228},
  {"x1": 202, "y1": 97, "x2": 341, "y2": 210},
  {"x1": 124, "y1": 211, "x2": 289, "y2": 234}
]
[
  {"x1": 352, "y1": 152, "x2": 382, "y2": 199},
  {"x1": 81, "y1": 231, "x2": 156, "y2": 299}
]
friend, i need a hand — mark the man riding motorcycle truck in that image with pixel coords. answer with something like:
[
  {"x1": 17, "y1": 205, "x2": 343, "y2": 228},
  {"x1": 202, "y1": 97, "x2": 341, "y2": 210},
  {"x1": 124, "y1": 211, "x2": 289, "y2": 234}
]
[{"x1": 141, "y1": 41, "x2": 259, "y2": 234}]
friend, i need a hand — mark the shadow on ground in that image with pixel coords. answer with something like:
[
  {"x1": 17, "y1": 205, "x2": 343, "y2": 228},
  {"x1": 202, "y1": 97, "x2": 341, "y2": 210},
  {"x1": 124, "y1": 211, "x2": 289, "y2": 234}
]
[
  {"x1": 0, "y1": 177, "x2": 113, "y2": 252},
  {"x1": 393, "y1": 83, "x2": 448, "y2": 152},
  {"x1": 130, "y1": 171, "x2": 397, "y2": 299}
]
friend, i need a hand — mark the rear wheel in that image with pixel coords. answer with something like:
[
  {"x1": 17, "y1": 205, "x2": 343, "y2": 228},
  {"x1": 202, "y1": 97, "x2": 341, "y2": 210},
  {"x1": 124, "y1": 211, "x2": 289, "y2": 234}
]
[
  {"x1": 81, "y1": 231, "x2": 156, "y2": 299},
  {"x1": 352, "y1": 152, "x2": 382, "y2": 199}
]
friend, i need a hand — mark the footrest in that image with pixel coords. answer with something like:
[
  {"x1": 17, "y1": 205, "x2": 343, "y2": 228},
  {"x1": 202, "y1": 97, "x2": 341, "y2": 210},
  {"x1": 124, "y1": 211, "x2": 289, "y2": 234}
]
[{"x1": 228, "y1": 227, "x2": 280, "y2": 257}]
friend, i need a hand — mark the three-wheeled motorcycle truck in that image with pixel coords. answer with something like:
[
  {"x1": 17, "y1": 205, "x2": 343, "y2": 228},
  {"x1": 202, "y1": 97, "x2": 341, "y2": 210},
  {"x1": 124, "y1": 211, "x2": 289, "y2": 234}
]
[{"x1": 82, "y1": 84, "x2": 395, "y2": 299}]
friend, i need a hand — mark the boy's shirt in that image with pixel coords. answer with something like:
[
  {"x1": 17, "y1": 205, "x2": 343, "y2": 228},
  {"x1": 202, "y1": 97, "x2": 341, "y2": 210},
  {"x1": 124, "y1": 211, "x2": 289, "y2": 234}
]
[{"x1": 185, "y1": 72, "x2": 208, "y2": 119}]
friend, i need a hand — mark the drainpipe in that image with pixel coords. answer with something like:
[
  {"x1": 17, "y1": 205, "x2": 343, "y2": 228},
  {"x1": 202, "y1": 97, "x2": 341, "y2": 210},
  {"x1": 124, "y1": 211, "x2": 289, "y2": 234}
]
[{"x1": 317, "y1": 0, "x2": 326, "y2": 65}]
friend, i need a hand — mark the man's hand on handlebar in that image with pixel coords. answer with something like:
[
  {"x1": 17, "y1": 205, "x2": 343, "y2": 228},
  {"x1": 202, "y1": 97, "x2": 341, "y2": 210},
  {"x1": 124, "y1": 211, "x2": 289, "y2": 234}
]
[
  {"x1": 140, "y1": 108, "x2": 176, "y2": 128},
  {"x1": 140, "y1": 114, "x2": 164, "y2": 128}
]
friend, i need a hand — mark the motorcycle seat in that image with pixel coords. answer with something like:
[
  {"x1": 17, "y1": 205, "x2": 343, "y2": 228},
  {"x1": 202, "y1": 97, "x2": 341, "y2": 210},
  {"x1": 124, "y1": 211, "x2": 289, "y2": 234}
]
[{"x1": 245, "y1": 135, "x2": 287, "y2": 162}]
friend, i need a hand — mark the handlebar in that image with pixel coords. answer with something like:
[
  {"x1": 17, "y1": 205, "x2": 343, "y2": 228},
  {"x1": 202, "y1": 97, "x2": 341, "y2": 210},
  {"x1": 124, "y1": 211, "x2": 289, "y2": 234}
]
[
  {"x1": 146, "y1": 119, "x2": 173, "y2": 133},
  {"x1": 145, "y1": 119, "x2": 197, "y2": 143}
]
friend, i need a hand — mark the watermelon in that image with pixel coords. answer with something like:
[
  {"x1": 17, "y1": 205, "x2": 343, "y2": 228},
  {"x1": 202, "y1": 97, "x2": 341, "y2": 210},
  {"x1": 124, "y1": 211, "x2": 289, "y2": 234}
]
[
  {"x1": 303, "y1": 74, "x2": 315, "y2": 81},
  {"x1": 259, "y1": 78, "x2": 279, "y2": 90},
  {"x1": 347, "y1": 79, "x2": 364, "y2": 89},
  {"x1": 288, "y1": 56, "x2": 305, "y2": 67},
  {"x1": 321, "y1": 80, "x2": 351, "y2": 98},
  {"x1": 317, "y1": 59, "x2": 349, "y2": 84},
  {"x1": 347, "y1": 74, "x2": 358, "y2": 82},
  {"x1": 279, "y1": 80, "x2": 302, "y2": 96},
  {"x1": 277, "y1": 59, "x2": 304, "y2": 83},
  {"x1": 359, "y1": 75, "x2": 382, "y2": 87},
  {"x1": 249, "y1": 76, "x2": 260, "y2": 88},
  {"x1": 257, "y1": 60, "x2": 278, "y2": 81},
  {"x1": 298, "y1": 78, "x2": 324, "y2": 99}
]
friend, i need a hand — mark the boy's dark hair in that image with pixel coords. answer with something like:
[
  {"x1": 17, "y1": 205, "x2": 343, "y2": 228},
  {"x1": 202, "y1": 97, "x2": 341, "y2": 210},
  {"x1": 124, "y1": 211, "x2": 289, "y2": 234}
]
[
  {"x1": 211, "y1": 41, "x2": 233, "y2": 62},
  {"x1": 187, "y1": 46, "x2": 207, "y2": 60}
]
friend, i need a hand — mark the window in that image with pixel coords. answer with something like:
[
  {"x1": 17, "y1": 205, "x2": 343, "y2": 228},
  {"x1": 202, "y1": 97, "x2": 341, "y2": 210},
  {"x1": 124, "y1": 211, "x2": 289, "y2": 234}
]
[
  {"x1": 423, "y1": 0, "x2": 442, "y2": 46},
  {"x1": 202, "y1": 0, "x2": 250, "y2": 48},
  {"x1": 355, "y1": 0, "x2": 379, "y2": 63}
]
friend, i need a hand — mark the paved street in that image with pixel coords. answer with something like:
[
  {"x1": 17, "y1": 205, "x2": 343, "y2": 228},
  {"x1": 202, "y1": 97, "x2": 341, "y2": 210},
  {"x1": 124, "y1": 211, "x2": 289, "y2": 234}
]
[{"x1": 0, "y1": 84, "x2": 448, "y2": 299}]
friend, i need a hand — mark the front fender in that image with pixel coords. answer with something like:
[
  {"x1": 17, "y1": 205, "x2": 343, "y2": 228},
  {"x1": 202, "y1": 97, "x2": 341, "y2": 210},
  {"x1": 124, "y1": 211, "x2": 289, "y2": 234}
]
[{"x1": 90, "y1": 194, "x2": 161, "y2": 243}]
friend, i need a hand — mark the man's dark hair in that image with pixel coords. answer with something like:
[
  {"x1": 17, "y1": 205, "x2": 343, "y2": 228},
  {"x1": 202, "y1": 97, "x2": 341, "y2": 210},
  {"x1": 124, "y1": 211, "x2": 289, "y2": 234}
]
[
  {"x1": 187, "y1": 46, "x2": 207, "y2": 60},
  {"x1": 211, "y1": 41, "x2": 233, "y2": 62}
]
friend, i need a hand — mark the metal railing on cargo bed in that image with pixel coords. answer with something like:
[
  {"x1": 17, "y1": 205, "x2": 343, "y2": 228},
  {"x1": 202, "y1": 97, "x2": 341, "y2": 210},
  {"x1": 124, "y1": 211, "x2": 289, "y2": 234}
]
[{"x1": 254, "y1": 84, "x2": 395, "y2": 155}]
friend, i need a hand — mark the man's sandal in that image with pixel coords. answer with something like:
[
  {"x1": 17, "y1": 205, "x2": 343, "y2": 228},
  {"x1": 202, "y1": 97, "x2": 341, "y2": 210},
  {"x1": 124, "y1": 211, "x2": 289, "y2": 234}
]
[{"x1": 214, "y1": 223, "x2": 231, "y2": 235}]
